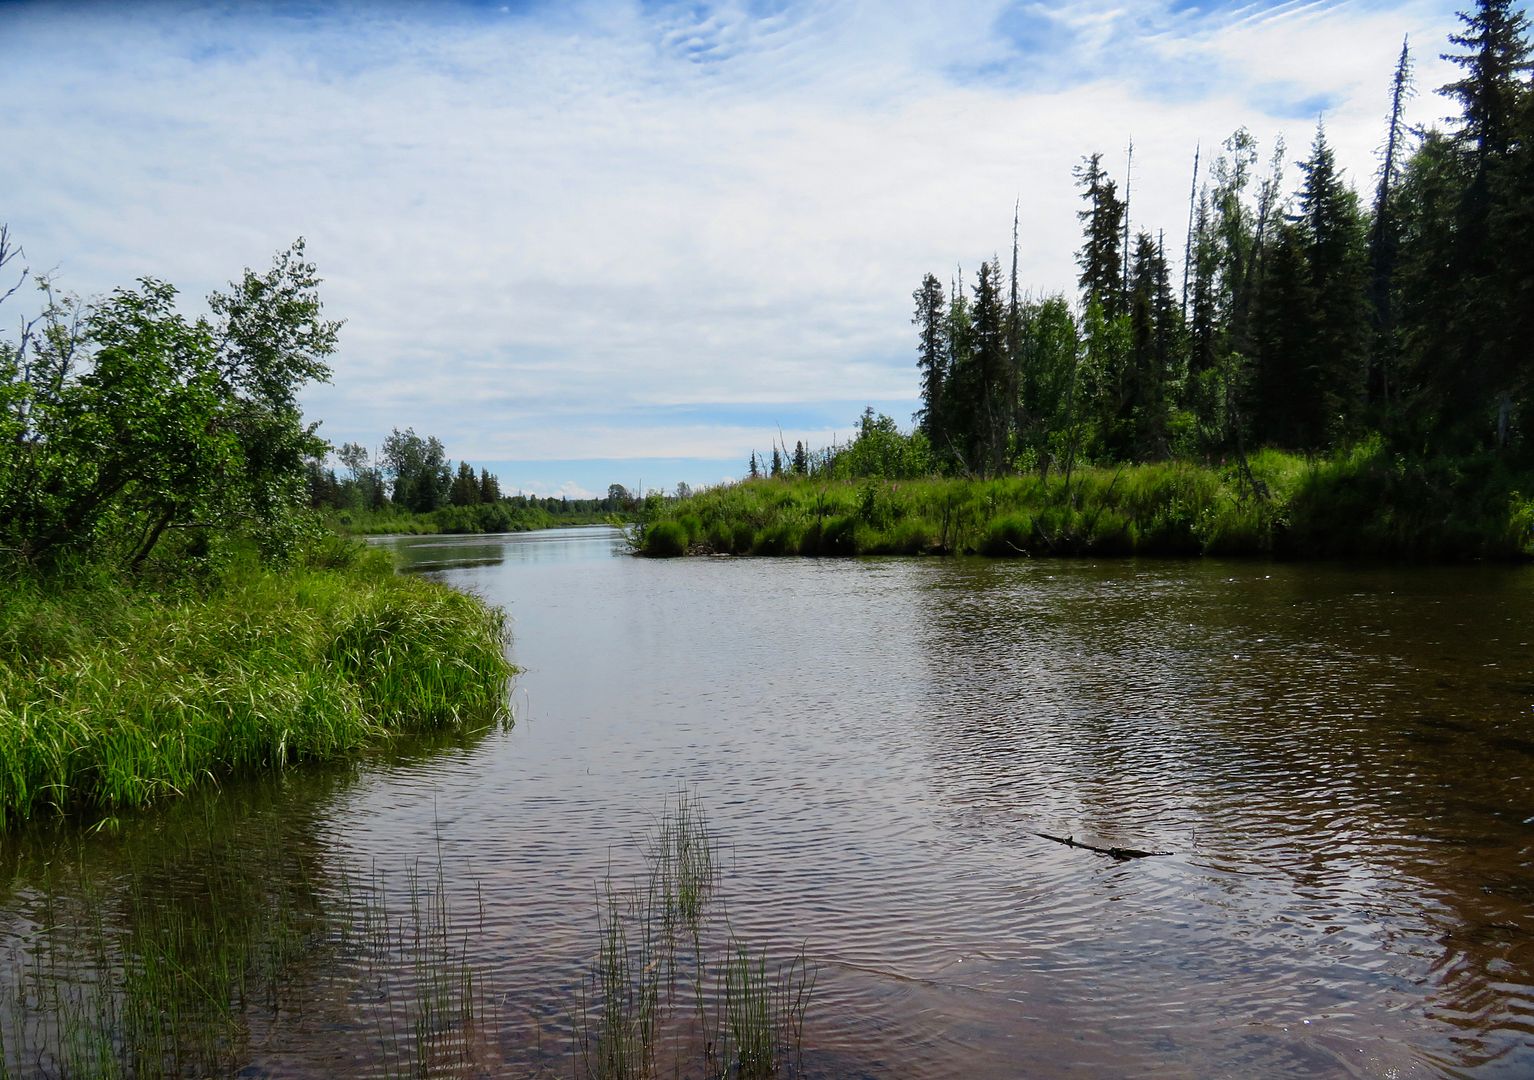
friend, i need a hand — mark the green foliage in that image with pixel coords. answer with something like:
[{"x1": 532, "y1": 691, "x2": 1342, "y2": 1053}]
[
  {"x1": 642, "y1": 519, "x2": 689, "y2": 557},
  {"x1": 640, "y1": 451, "x2": 1532, "y2": 562},
  {"x1": 0, "y1": 235, "x2": 338, "y2": 571},
  {"x1": 823, "y1": 407, "x2": 932, "y2": 480},
  {"x1": 1283, "y1": 439, "x2": 1534, "y2": 559},
  {"x1": 0, "y1": 553, "x2": 513, "y2": 827}
]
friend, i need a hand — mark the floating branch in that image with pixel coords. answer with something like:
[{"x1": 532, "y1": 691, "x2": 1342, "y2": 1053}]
[{"x1": 1035, "y1": 832, "x2": 1172, "y2": 860}]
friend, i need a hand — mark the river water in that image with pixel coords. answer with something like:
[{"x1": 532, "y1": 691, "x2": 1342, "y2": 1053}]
[{"x1": 3, "y1": 526, "x2": 1532, "y2": 1077}]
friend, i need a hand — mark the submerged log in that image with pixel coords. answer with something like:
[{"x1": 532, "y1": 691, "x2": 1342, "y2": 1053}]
[{"x1": 1035, "y1": 832, "x2": 1171, "y2": 860}]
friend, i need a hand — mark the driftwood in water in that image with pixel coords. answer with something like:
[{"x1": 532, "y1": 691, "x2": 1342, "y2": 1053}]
[{"x1": 1035, "y1": 832, "x2": 1171, "y2": 861}]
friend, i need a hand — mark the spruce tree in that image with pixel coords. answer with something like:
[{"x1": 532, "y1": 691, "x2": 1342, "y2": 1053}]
[
  {"x1": 1368, "y1": 38, "x2": 1414, "y2": 410},
  {"x1": 971, "y1": 260, "x2": 1009, "y2": 473},
  {"x1": 1074, "y1": 154, "x2": 1127, "y2": 317},
  {"x1": 479, "y1": 467, "x2": 500, "y2": 503},
  {"x1": 1441, "y1": 0, "x2": 1533, "y2": 447},
  {"x1": 941, "y1": 272, "x2": 977, "y2": 471},
  {"x1": 450, "y1": 460, "x2": 480, "y2": 506},
  {"x1": 1296, "y1": 121, "x2": 1370, "y2": 446},
  {"x1": 912, "y1": 273, "x2": 947, "y2": 450},
  {"x1": 1250, "y1": 218, "x2": 1317, "y2": 448}
]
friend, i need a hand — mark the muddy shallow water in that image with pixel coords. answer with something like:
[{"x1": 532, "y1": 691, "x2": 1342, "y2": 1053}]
[{"x1": 4, "y1": 526, "x2": 1532, "y2": 1077}]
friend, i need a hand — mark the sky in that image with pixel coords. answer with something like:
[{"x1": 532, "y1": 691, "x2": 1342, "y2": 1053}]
[{"x1": 0, "y1": 0, "x2": 1476, "y2": 499}]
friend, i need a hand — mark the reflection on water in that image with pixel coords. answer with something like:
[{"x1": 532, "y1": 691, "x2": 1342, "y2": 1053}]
[
  {"x1": 3, "y1": 526, "x2": 1532, "y2": 1077},
  {"x1": 372, "y1": 525, "x2": 621, "y2": 573}
]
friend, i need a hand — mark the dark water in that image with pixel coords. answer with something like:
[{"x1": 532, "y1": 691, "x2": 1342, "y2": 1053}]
[{"x1": 4, "y1": 526, "x2": 1533, "y2": 1077}]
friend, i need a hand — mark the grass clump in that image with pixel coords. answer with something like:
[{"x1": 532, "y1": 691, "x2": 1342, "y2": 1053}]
[
  {"x1": 575, "y1": 792, "x2": 814, "y2": 1080},
  {"x1": 0, "y1": 544, "x2": 513, "y2": 828}
]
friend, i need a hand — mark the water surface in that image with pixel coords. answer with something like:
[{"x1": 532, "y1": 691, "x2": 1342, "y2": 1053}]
[{"x1": 4, "y1": 526, "x2": 1532, "y2": 1077}]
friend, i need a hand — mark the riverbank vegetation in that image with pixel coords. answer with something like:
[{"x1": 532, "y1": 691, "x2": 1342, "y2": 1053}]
[
  {"x1": 649, "y1": 2, "x2": 1534, "y2": 562},
  {"x1": 0, "y1": 544, "x2": 511, "y2": 829},
  {"x1": 324, "y1": 497, "x2": 607, "y2": 537},
  {"x1": 637, "y1": 447, "x2": 1534, "y2": 561},
  {"x1": 0, "y1": 233, "x2": 512, "y2": 827}
]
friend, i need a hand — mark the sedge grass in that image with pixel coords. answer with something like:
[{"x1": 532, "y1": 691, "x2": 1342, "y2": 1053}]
[
  {"x1": 0, "y1": 549, "x2": 513, "y2": 828},
  {"x1": 574, "y1": 792, "x2": 813, "y2": 1080},
  {"x1": 0, "y1": 837, "x2": 492, "y2": 1079}
]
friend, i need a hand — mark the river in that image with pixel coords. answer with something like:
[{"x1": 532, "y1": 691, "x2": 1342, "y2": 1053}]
[{"x1": 3, "y1": 526, "x2": 1532, "y2": 1077}]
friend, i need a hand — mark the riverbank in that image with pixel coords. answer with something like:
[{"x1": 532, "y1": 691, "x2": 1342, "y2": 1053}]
[
  {"x1": 637, "y1": 445, "x2": 1534, "y2": 561},
  {"x1": 329, "y1": 501, "x2": 612, "y2": 537},
  {"x1": 0, "y1": 543, "x2": 513, "y2": 829}
]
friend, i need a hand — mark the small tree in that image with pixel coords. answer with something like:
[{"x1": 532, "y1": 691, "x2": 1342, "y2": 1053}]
[{"x1": 0, "y1": 233, "x2": 340, "y2": 569}]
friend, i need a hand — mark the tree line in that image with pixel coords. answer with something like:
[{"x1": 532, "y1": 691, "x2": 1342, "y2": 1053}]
[
  {"x1": 904, "y1": 1, "x2": 1532, "y2": 479},
  {"x1": 303, "y1": 429, "x2": 504, "y2": 514}
]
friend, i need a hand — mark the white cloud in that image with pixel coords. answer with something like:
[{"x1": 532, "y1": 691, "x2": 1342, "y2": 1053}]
[
  {"x1": 0, "y1": 0, "x2": 1464, "y2": 479},
  {"x1": 512, "y1": 479, "x2": 602, "y2": 501}
]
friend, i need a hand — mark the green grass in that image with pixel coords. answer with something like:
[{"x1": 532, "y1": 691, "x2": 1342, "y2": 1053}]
[
  {"x1": 574, "y1": 792, "x2": 813, "y2": 1080},
  {"x1": 329, "y1": 503, "x2": 609, "y2": 536},
  {"x1": 0, "y1": 544, "x2": 514, "y2": 828},
  {"x1": 635, "y1": 448, "x2": 1534, "y2": 562}
]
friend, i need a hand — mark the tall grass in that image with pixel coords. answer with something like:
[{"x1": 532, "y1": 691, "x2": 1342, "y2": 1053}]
[
  {"x1": 636, "y1": 448, "x2": 1534, "y2": 561},
  {"x1": 574, "y1": 792, "x2": 813, "y2": 1080},
  {"x1": 0, "y1": 544, "x2": 514, "y2": 828}
]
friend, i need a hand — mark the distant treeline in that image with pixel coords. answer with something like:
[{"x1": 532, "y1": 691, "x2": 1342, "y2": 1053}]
[{"x1": 303, "y1": 429, "x2": 618, "y2": 535}]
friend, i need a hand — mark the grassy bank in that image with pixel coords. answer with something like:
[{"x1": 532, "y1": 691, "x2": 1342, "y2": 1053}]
[
  {"x1": 0, "y1": 545, "x2": 513, "y2": 828},
  {"x1": 636, "y1": 445, "x2": 1534, "y2": 562},
  {"x1": 329, "y1": 502, "x2": 610, "y2": 536}
]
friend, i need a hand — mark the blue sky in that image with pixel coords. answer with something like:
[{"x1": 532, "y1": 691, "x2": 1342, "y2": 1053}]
[{"x1": 0, "y1": 0, "x2": 1469, "y2": 498}]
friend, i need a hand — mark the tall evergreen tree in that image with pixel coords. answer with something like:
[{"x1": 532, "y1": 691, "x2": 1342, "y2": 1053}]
[
  {"x1": 1296, "y1": 121, "x2": 1370, "y2": 446},
  {"x1": 1251, "y1": 218, "x2": 1318, "y2": 448},
  {"x1": 912, "y1": 273, "x2": 948, "y2": 449},
  {"x1": 450, "y1": 460, "x2": 480, "y2": 506},
  {"x1": 941, "y1": 271, "x2": 977, "y2": 470},
  {"x1": 971, "y1": 260, "x2": 1009, "y2": 474},
  {"x1": 1399, "y1": 0, "x2": 1532, "y2": 449},
  {"x1": 478, "y1": 467, "x2": 500, "y2": 503},
  {"x1": 1368, "y1": 37, "x2": 1414, "y2": 410},
  {"x1": 1443, "y1": 0, "x2": 1532, "y2": 170},
  {"x1": 1074, "y1": 153, "x2": 1127, "y2": 317},
  {"x1": 1442, "y1": 0, "x2": 1533, "y2": 447}
]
